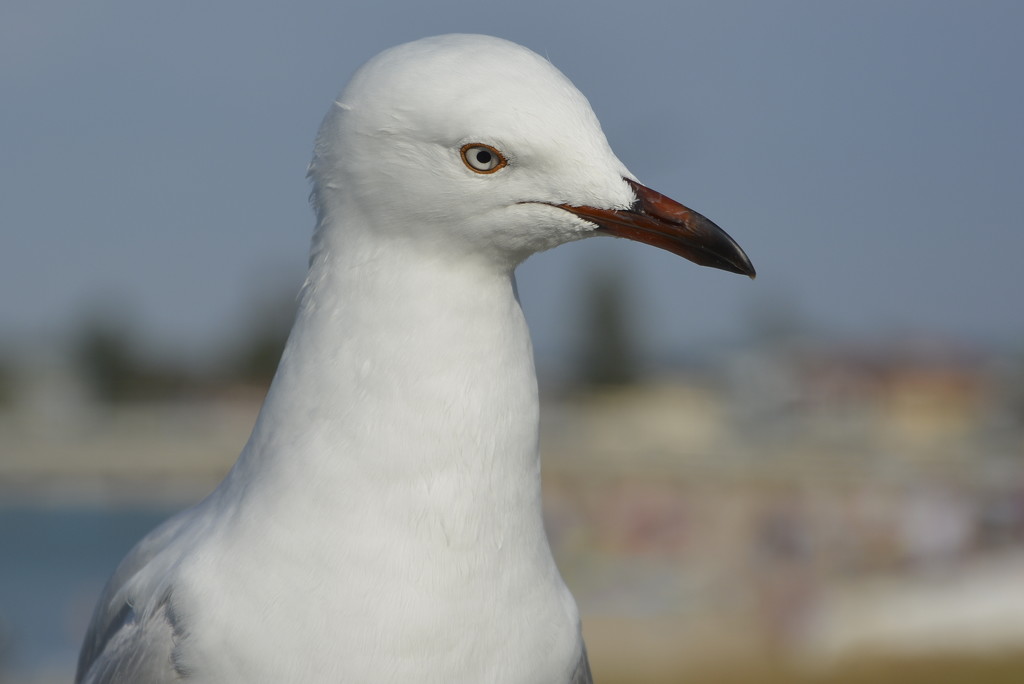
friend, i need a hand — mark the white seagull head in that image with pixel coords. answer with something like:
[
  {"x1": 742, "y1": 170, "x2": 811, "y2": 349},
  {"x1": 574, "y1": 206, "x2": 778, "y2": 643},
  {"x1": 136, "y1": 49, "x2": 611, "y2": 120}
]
[{"x1": 309, "y1": 33, "x2": 755, "y2": 275}]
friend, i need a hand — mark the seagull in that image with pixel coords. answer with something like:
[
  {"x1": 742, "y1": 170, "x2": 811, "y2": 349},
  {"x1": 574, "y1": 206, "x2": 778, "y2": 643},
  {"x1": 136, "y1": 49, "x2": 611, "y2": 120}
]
[{"x1": 76, "y1": 34, "x2": 754, "y2": 684}]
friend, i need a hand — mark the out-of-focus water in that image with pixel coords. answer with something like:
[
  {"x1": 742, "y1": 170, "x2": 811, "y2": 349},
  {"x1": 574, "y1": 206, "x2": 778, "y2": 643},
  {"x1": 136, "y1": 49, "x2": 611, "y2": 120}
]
[{"x1": 0, "y1": 506, "x2": 176, "y2": 677}]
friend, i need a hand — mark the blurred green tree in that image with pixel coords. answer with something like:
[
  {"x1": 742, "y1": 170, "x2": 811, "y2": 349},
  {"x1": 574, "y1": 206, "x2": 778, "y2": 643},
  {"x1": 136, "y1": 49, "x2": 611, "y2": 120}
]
[
  {"x1": 227, "y1": 298, "x2": 295, "y2": 388},
  {"x1": 574, "y1": 264, "x2": 639, "y2": 388},
  {"x1": 72, "y1": 314, "x2": 191, "y2": 402}
]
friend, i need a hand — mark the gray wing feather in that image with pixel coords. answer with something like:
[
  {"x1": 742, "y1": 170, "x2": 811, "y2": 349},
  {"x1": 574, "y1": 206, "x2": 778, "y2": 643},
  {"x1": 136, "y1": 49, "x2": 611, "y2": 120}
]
[
  {"x1": 77, "y1": 513, "x2": 193, "y2": 684},
  {"x1": 570, "y1": 642, "x2": 594, "y2": 684},
  {"x1": 77, "y1": 593, "x2": 186, "y2": 684}
]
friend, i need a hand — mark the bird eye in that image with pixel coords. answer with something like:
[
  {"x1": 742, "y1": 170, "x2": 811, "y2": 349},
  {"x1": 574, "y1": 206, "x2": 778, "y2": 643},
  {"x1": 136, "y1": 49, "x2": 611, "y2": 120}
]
[{"x1": 460, "y1": 143, "x2": 507, "y2": 174}]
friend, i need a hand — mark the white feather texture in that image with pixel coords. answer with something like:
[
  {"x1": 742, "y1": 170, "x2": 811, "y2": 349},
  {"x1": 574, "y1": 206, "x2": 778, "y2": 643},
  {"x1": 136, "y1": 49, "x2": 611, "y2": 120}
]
[{"x1": 78, "y1": 34, "x2": 640, "y2": 683}]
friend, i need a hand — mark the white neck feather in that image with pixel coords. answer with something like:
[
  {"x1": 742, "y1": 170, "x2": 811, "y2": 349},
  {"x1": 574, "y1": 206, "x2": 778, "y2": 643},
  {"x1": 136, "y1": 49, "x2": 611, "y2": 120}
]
[
  {"x1": 226, "y1": 210, "x2": 546, "y2": 554},
  {"x1": 188, "y1": 215, "x2": 580, "y2": 682}
]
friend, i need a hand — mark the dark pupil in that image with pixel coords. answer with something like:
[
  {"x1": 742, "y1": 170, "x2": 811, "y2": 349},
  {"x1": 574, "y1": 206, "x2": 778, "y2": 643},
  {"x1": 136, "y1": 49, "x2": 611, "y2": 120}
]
[{"x1": 475, "y1": 150, "x2": 492, "y2": 165}]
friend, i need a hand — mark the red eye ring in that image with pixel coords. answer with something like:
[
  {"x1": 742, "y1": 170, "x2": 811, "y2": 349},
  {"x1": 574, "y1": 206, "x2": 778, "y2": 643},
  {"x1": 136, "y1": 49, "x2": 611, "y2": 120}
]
[{"x1": 460, "y1": 143, "x2": 508, "y2": 174}]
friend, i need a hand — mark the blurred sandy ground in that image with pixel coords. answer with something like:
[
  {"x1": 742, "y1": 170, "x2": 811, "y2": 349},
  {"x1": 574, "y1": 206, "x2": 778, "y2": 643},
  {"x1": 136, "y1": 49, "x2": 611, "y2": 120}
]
[{"x1": 2, "y1": 337, "x2": 1024, "y2": 683}]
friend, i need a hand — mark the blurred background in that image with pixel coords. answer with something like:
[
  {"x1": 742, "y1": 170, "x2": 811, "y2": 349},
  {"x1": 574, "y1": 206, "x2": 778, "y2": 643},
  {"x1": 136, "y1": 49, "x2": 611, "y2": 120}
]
[{"x1": 2, "y1": 1, "x2": 1023, "y2": 682}]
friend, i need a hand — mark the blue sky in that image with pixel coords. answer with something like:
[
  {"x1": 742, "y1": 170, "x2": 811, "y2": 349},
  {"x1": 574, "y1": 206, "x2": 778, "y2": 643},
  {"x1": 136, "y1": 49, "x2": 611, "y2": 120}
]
[{"x1": 3, "y1": 0, "x2": 1022, "y2": 370}]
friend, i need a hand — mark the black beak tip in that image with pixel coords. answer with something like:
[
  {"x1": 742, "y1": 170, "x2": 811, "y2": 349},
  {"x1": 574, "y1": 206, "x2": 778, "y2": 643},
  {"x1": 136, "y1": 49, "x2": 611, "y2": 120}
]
[
  {"x1": 703, "y1": 223, "x2": 756, "y2": 279},
  {"x1": 736, "y1": 255, "x2": 757, "y2": 280},
  {"x1": 713, "y1": 253, "x2": 756, "y2": 279}
]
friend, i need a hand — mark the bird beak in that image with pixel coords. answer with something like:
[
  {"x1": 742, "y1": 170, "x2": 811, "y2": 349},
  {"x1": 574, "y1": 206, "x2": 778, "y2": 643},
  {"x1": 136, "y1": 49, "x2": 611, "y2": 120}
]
[{"x1": 559, "y1": 179, "x2": 756, "y2": 278}]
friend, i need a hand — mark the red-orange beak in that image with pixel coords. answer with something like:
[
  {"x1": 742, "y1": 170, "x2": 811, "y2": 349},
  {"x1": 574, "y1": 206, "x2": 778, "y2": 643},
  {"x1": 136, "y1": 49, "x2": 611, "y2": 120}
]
[{"x1": 559, "y1": 179, "x2": 755, "y2": 278}]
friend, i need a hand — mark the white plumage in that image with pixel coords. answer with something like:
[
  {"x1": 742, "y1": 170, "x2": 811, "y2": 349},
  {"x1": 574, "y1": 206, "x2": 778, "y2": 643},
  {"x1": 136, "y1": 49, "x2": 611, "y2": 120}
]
[{"x1": 77, "y1": 34, "x2": 752, "y2": 684}]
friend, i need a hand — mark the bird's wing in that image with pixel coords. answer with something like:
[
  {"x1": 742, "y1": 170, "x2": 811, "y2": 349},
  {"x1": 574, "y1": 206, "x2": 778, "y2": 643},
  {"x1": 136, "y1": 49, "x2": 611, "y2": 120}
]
[
  {"x1": 76, "y1": 590, "x2": 187, "y2": 684},
  {"x1": 76, "y1": 512, "x2": 194, "y2": 684},
  {"x1": 570, "y1": 643, "x2": 593, "y2": 684}
]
